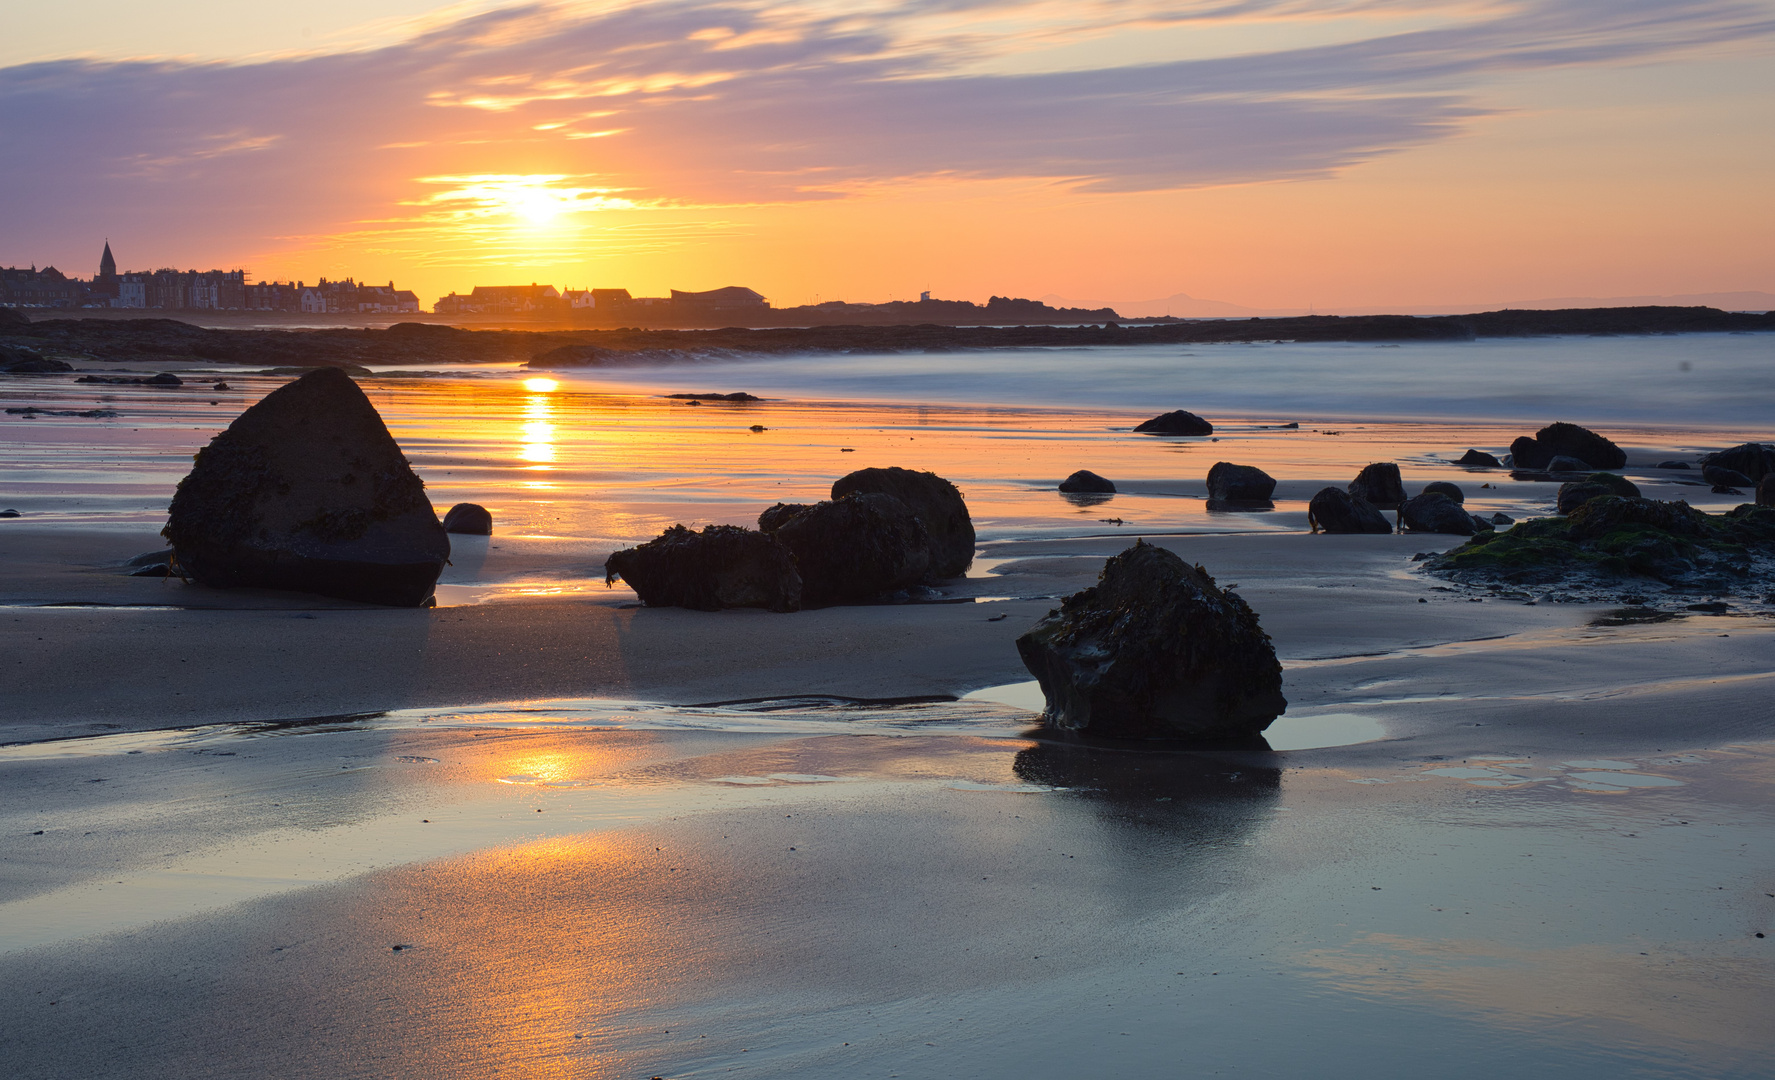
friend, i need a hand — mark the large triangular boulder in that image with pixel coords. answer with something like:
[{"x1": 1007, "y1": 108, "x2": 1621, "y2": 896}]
[
  {"x1": 1016, "y1": 540, "x2": 1286, "y2": 741},
  {"x1": 164, "y1": 368, "x2": 448, "y2": 606}
]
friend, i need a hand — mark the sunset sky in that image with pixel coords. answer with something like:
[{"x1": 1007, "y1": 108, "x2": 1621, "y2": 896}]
[{"x1": 3, "y1": 0, "x2": 1772, "y2": 312}]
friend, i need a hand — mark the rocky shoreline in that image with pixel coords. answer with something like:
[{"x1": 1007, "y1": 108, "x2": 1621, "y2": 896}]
[{"x1": 2, "y1": 304, "x2": 1770, "y2": 371}]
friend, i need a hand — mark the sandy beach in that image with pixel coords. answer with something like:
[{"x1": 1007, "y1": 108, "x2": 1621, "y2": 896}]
[{"x1": 3, "y1": 350, "x2": 1774, "y2": 1077}]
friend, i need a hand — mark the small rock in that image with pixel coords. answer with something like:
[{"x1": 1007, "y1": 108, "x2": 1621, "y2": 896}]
[
  {"x1": 1401, "y1": 492, "x2": 1476, "y2": 535},
  {"x1": 749, "y1": 424, "x2": 767, "y2": 432},
  {"x1": 0, "y1": 509, "x2": 19, "y2": 518},
  {"x1": 1655, "y1": 460, "x2": 1692, "y2": 470},
  {"x1": 213, "y1": 382, "x2": 231, "y2": 391},
  {"x1": 146, "y1": 372, "x2": 183, "y2": 386},
  {"x1": 1133, "y1": 410, "x2": 1213, "y2": 436},
  {"x1": 1490, "y1": 512, "x2": 1515, "y2": 525},
  {"x1": 442, "y1": 503, "x2": 493, "y2": 535},
  {"x1": 1206, "y1": 462, "x2": 1276, "y2": 503},
  {"x1": 1456, "y1": 449, "x2": 1502, "y2": 467},
  {"x1": 1308, "y1": 488, "x2": 1392, "y2": 534},
  {"x1": 1422, "y1": 481, "x2": 1464, "y2": 504},
  {"x1": 1346, "y1": 463, "x2": 1406, "y2": 510},
  {"x1": 1059, "y1": 470, "x2": 1116, "y2": 494}
]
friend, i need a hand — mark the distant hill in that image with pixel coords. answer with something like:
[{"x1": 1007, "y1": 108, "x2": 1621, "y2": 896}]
[{"x1": 1045, "y1": 290, "x2": 1775, "y2": 318}]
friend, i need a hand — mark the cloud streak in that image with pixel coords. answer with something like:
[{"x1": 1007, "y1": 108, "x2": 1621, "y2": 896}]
[{"x1": 2, "y1": 0, "x2": 1770, "y2": 265}]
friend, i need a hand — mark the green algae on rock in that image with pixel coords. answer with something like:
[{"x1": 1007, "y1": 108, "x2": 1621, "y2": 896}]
[{"x1": 1427, "y1": 496, "x2": 1775, "y2": 589}]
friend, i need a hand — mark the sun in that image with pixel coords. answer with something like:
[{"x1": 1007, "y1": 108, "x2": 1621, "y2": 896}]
[{"x1": 510, "y1": 190, "x2": 563, "y2": 225}]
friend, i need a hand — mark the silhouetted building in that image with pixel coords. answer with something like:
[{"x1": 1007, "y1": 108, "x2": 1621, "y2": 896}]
[
  {"x1": 0, "y1": 265, "x2": 81, "y2": 307},
  {"x1": 434, "y1": 283, "x2": 562, "y2": 315},
  {"x1": 92, "y1": 241, "x2": 119, "y2": 301}
]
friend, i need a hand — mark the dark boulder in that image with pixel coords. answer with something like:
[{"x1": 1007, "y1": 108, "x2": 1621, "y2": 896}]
[
  {"x1": 1586, "y1": 472, "x2": 1640, "y2": 497},
  {"x1": 1401, "y1": 492, "x2": 1476, "y2": 535},
  {"x1": 1471, "y1": 514, "x2": 1497, "y2": 533},
  {"x1": 1059, "y1": 470, "x2": 1117, "y2": 494},
  {"x1": 1133, "y1": 410, "x2": 1213, "y2": 436},
  {"x1": 0, "y1": 509, "x2": 21, "y2": 518},
  {"x1": 1206, "y1": 462, "x2": 1276, "y2": 503},
  {"x1": 1703, "y1": 465, "x2": 1753, "y2": 491},
  {"x1": 1509, "y1": 422, "x2": 1626, "y2": 470},
  {"x1": 442, "y1": 503, "x2": 493, "y2": 535},
  {"x1": 1759, "y1": 475, "x2": 1774, "y2": 506},
  {"x1": 765, "y1": 492, "x2": 931, "y2": 606},
  {"x1": 1557, "y1": 482, "x2": 1614, "y2": 514},
  {"x1": 605, "y1": 524, "x2": 801, "y2": 612},
  {"x1": 1422, "y1": 481, "x2": 1464, "y2": 504},
  {"x1": 832, "y1": 466, "x2": 974, "y2": 578},
  {"x1": 1015, "y1": 540, "x2": 1286, "y2": 741},
  {"x1": 1308, "y1": 488, "x2": 1392, "y2": 534},
  {"x1": 163, "y1": 368, "x2": 449, "y2": 607},
  {"x1": 1457, "y1": 449, "x2": 1502, "y2": 467},
  {"x1": 1545, "y1": 455, "x2": 1592, "y2": 473},
  {"x1": 0, "y1": 308, "x2": 28, "y2": 329},
  {"x1": 1566, "y1": 496, "x2": 1706, "y2": 542},
  {"x1": 1656, "y1": 461, "x2": 1692, "y2": 470},
  {"x1": 1348, "y1": 462, "x2": 1407, "y2": 509},
  {"x1": 1700, "y1": 443, "x2": 1775, "y2": 483},
  {"x1": 1491, "y1": 512, "x2": 1515, "y2": 525}
]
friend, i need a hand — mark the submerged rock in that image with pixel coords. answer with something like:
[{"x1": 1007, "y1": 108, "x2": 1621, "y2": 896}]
[
  {"x1": 1206, "y1": 462, "x2": 1276, "y2": 503},
  {"x1": 606, "y1": 524, "x2": 801, "y2": 612},
  {"x1": 1457, "y1": 449, "x2": 1503, "y2": 467},
  {"x1": 1015, "y1": 540, "x2": 1286, "y2": 741},
  {"x1": 762, "y1": 492, "x2": 931, "y2": 606},
  {"x1": 1422, "y1": 481, "x2": 1465, "y2": 504},
  {"x1": 164, "y1": 368, "x2": 448, "y2": 606},
  {"x1": 832, "y1": 466, "x2": 974, "y2": 578},
  {"x1": 1656, "y1": 461, "x2": 1692, "y2": 470},
  {"x1": 1133, "y1": 410, "x2": 1213, "y2": 436},
  {"x1": 442, "y1": 503, "x2": 493, "y2": 535},
  {"x1": 1401, "y1": 492, "x2": 1476, "y2": 535},
  {"x1": 1545, "y1": 455, "x2": 1593, "y2": 473},
  {"x1": 1308, "y1": 487, "x2": 1392, "y2": 534},
  {"x1": 1348, "y1": 463, "x2": 1407, "y2": 509},
  {"x1": 1059, "y1": 470, "x2": 1117, "y2": 494},
  {"x1": 0, "y1": 347, "x2": 70, "y2": 374},
  {"x1": 1508, "y1": 422, "x2": 1626, "y2": 471},
  {"x1": 1701, "y1": 443, "x2": 1775, "y2": 483}
]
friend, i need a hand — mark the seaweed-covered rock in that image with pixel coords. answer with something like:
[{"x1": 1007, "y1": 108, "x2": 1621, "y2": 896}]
[
  {"x1": 1457, "y1": 449, "x2": 1502, "y2": 467},
  {"x1": 606, "y1": 524, "x2": 801, "y2": 612},
  {"x1": 1348, "y1": 463, "x2": 1407, "y2": 509},
  {"x1": 1701, "y1": 443, "x2": 1775, "y2": 483},
  {"x1": 757, "y1": 502, "x2": 811, "y2": 533},
  {"x1": 1401, "y1": 492, "x2": 1476, "y2": 535},
  {"x1": 1426, "y1": 496, "x2": 1775, "y2": 588},
  {"x1": 832, "y1": 466, "x2": 974, "y2": 578},
  {"x1": 1059, "y1": 470, "x2": 1116, "y2": 494},
  {"x1": 1586, "y1": 472, "x2": 1640, "y2": 498},
  {"x1": 1509, "y1": 422, "x2": 1626, "y2": 471},
  {"x1": 442, "y1": 503, "x2": 492, "y2": 535},
  {"x1": 164, "y1": 368, "x2": 448, "y2": 606},
  {"x1": 1422, "y1": 481, "x2": 1464, "y2": 504},
  {"x1": 1308, "y1": 487, "x2": 1392, "y2": 534},
  {"x1": 1015, "y1": 540, "x2": 1286, "y2": 741},
  {"x1": 1206, "y1": 462, "x2": 1276, "y2": 503},
  {"x1": 1133, "y1": 410, "x2": 1213, "y2": 436},
  {"x1": 764, "y1": 492, "x2": 931, "y2": 606}
]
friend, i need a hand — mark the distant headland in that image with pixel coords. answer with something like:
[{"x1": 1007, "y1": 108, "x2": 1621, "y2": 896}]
[{"x1": 2, "y1": 303, "x2": 1771, "y2": 370}]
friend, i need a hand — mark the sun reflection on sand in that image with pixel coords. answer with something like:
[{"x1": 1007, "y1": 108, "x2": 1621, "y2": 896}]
[{"x1": 520, "y1": 387, "x2": 557, "y2": 465}]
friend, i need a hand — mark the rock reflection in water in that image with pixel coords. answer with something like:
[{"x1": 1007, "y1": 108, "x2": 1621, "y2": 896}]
[{"x1": 1014, "y1": 740, "x2": 1280, "y2": 826}]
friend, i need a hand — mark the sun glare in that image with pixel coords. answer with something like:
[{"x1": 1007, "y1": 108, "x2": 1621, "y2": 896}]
[{"x1": 524, "y1": 377, "x2": 559, "y2": 392}]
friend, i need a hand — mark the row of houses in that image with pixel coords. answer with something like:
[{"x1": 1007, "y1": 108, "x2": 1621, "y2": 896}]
[
  {"x1": 0, "y1": 243, "x2": 418, "y2": 313},
  {"x1": 433, "y1": 284, "x2": 767, "y2": 316}
]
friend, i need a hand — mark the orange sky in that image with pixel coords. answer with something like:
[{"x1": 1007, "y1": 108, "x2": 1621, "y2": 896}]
[{"x1": 2, "y1": 0, "x2": 1772, "y2": 312}]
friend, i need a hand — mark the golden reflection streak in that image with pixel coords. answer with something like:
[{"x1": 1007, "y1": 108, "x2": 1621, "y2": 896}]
[{"x1": 520, "y1": 387, "x2": 556, "y2": 465}]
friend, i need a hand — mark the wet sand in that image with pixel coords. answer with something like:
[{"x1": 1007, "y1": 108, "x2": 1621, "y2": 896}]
[{"x1": 3, "y1": 361, "x2": 1774, "y2": 1077}]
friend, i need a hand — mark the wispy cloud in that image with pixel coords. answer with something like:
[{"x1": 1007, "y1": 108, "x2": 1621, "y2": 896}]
[{"x1": 2, "y1": 0, "x2": 1770, "y2": 264}]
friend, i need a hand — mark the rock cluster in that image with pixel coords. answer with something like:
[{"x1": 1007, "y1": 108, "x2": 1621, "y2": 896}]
[
  {"x1": 164, "y1": 368, "x2": 449, "y2": 606},
  {"x1": 1015, "y1": 540, "x2": 1286, "y2": 741},
  {"x1": 1701, "y1": 443, "x2": 1775, "y2": 484}
]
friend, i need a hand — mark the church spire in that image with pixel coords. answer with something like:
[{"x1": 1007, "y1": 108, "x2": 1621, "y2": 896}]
[{"x1": 99, "y1": 240, "x2": 116, "y2": 279}]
